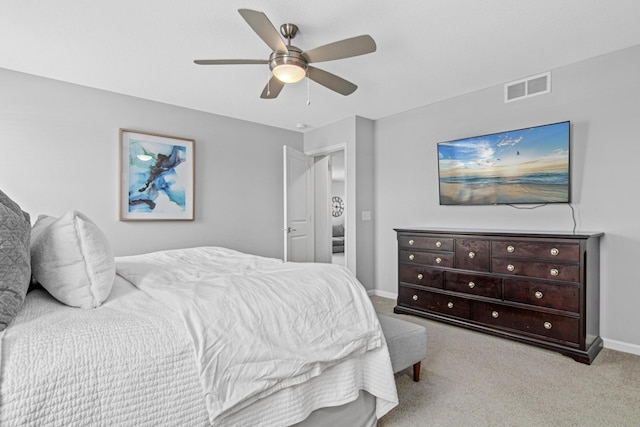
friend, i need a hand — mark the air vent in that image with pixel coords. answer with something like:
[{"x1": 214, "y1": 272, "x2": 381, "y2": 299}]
[{"x1": 504, "y1": 72, "x2": 551, "y2": 103}]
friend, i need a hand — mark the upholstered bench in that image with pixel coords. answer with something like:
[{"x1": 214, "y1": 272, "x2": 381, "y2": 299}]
[{"x1": 377, "y1": 314, "x2": 428, "y2": 381}]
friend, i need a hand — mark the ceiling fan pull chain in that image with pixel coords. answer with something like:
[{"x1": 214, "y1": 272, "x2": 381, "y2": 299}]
[
  {"x1": 267, "y1": 69, "x2": 271, "y2": 96},
  {"x1": 306, "y1": 74, "x2": 311, "y2": 106}
]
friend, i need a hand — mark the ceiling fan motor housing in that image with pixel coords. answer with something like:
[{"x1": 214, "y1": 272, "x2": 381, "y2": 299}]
[{"x1": 269, "y1": 47, "x2": 308, "y2": 73}]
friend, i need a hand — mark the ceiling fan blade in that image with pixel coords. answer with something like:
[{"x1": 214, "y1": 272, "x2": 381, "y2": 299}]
[
  {"x1": 238, "y1": 9, "x2": 288, "y2": 53},
  {"x1": 307, "y1": 66, "x2": 357, "y2": 96},
  {"x1": 194, "y1": 59, "x2": 268, "y2": 65},
  {"x1": 260, "y1": 76, "x2": 285, "y2": 99},
  {"x1": 302, "y1": 35, "x2": 376, "y2": 63}
]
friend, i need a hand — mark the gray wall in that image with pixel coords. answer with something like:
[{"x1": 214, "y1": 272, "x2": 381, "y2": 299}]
[
  {"x1": 374, "y1": 44, "x2": 640, "y2": 353},
  {"x1": 0, "y1": 68, "x2": 302, "y2": 259},
  {"x1": 304, "y1": 117, "x2": 375, "y2": 290},
  {"x1": 354, "y1": 117, "x2": 375, "y2": 292}
]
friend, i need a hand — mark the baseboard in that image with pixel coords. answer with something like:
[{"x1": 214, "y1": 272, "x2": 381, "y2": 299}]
[
  {"x1": 368, "y1": 290, "x2": 640, "y2": 358},
  {"x1": 602, "y1": 338, "x2": 640, "y2": 356},
  {"x1": 368, "y1": 289, "x2": 397, "y2": 300}
]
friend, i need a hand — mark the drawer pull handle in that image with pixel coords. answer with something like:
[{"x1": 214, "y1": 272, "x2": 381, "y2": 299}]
[
  {"x1": 550, "y1": 248, "x2": 559, "y2": 256},
  {"x1": 491, "y1": 311, "x2": 499, "y2": 318},
  {"x1": 544, "y1": 321, "x2": 552, "y2": 330},
  {"x1": 507, "y1": 245, "x2": 515, "y2": 253},
  {"x1": 468, "y1": 281, "x2": 475, "y2": 289},
  {"x1": 408, "y1": 239, "x2": 415, "y2": 246},
  {"x1": 447, "y1": 302, "x2": 454, "y2": 309},
  {"x1": 412, "y1": 294, "x2": 419, "y2": 301},
  {"x1": 550, "y1": 268, "x2": 559, "y2": 276},
  {"x1": 435, "y1": 257, "x2": 442, "y2": 264},
  {"x1": 409, "y1": 254, "x2": 415, "y2": 261},
  {"x1": 435, "y1": 240, "x2": 442, "y2": 248},
  {"x1": 535, "y1": 291, "x2": 543, "y2": 299},
  {"x1": 468, "y1": 251, "x2": 476, "y2": 259},
  {"x1": 507, "y1": 264, "x2": 515, "y2": 272},
  {"x1": 417, "y1": 273, "x2": 424, "y2": 280}
]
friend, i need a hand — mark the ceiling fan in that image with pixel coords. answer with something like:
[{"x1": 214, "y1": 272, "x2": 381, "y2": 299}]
[{"x1": 194, "y1": 9, "x2": 377, "y2": 99}]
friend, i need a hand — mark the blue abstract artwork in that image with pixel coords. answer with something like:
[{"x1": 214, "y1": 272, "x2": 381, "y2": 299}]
[{"x1": 120, "y1": 130, "x2": 194, "y2": 220}]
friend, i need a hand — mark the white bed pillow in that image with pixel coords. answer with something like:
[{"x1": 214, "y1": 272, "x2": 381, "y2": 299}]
[{"x1": 30, "y1": 211, "x2": 115, "y2": 308}]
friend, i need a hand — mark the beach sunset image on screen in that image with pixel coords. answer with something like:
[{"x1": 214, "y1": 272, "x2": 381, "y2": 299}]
[{"x1": 437, "y1": 121, "x2": 570, "y2": 205}]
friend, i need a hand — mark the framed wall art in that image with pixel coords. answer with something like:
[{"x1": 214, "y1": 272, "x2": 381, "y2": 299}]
[{"x1": 119, "y1": 129, "x2": 195, "y2": 221}]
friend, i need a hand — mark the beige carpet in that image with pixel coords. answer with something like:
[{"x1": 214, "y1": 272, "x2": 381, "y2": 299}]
[{"x1": 371, "y1": 296, "x2": 640, "y2": 427}]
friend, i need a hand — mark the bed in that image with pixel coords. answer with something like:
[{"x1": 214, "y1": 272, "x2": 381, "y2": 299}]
[{"x1": 0, "y1": 195, "x2": 398, "y2": 426}]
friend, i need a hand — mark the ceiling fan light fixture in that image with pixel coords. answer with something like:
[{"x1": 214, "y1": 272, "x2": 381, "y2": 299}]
[{"x1": 272, "y1": 64, "x2": 306, "y2": 83}]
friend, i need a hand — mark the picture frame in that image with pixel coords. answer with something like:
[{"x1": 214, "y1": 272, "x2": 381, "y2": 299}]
[{"x1": 119, "y1": 129, "x2": 195, "y2": 221}]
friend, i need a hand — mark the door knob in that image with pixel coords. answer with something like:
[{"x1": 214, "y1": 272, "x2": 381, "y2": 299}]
[{"x1": 282, "y1": 227, "x2": 297, "y2": 233}]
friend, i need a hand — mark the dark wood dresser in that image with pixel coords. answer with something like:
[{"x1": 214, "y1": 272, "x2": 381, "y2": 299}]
[{"x1": 394, "y1": 228, "x2": 603, "y2": 364}]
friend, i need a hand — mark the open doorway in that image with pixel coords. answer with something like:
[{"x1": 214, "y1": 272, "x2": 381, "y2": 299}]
[
  {"x1": 305, "y1": 144, "x2": 348, "y2": 266},
  {"x1": 329, "y1": 150, "x2": 345, "y2": 266}
]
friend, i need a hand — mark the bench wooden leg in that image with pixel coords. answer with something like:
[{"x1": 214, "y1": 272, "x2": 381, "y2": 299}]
[{"x1": 412, "y1": 361, "x2": 421, "y2": 382}]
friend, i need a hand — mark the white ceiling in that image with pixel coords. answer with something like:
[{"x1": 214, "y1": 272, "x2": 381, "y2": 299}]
[{"x1": 2, "y1": 1, "x2": 640, "y2": 132}]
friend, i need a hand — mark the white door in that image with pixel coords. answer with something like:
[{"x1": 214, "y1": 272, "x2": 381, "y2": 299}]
[{"x1": 283, "y1": 146, "x2": 314, "y2": 262}]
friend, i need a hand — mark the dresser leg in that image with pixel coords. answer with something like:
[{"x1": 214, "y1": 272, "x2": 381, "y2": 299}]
[{"x1": 413, "y1": 361, "x2": 421, "y2": 382}]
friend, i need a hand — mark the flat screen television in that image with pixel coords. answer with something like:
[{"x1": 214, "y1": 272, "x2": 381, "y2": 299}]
[{"x1": 437, "y1": 121, "x2": 570, "y2": 205}]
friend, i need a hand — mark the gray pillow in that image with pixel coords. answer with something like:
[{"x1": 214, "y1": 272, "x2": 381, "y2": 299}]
[{"x1": 0, "y1": 189, "x2": 31, "y2": 331}]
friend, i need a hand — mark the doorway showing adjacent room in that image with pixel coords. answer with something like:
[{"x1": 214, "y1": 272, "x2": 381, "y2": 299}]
[{"x1": 329, "y1": 150, "x2": 345, "y2": 266}]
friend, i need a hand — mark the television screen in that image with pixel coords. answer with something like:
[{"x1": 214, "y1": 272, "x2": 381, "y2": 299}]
[{"x1": 437, "y1": 121, "x2": 570, "y2": 205}]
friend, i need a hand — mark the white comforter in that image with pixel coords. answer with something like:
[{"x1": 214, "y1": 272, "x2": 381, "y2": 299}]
[
  {"x1": 115, "y1": 247, "x2": 398, "y2": 425},
  {"x1": 0, "y1": 276, "x2": 210, "y2": 426}
]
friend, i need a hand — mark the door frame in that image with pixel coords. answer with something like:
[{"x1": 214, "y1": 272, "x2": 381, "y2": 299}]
[
  {"x1": 305, "y1": 143, "x2": 348, "y2": 266},
  {"x1": 313, "y1": 155, "x2": 332, "y2": 264}
]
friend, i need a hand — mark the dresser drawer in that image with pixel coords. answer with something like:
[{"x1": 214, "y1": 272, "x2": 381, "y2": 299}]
[
  {"x1": 399, "y1": 265, "x2": 444, "y2": 288},
  {"x1": 472, "y1": 301, "x2": 580, "y2": 344},
  {"x1": 503, "y1": 279, "x2": 579, "y2": 312},
  {"x1": 398, "y1": 286, "x2": 470, "y2": 319},
  {"x1": 445, "y1": 271, "x2": 501, "y2": 299},
  {"x1": 455, "y1": 239, "x2": 490, "y2": 271},
  {"x1": 399, "y1": 250, "x2": 454, "y2": 268},
  {"x1": 398, "y1": 235, "x2": 454, "y2": 251},
  {"x1": 492, "y1": 240, "x2": 580, "y2": 262},
  {"x1": 492, "y1": 258, "x2": 580, "y2": 282}
]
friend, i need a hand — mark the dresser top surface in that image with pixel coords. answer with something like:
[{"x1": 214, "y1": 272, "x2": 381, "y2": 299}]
[{"x1": 394, "y1": 227, "x2": 603, "y2": 239}]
